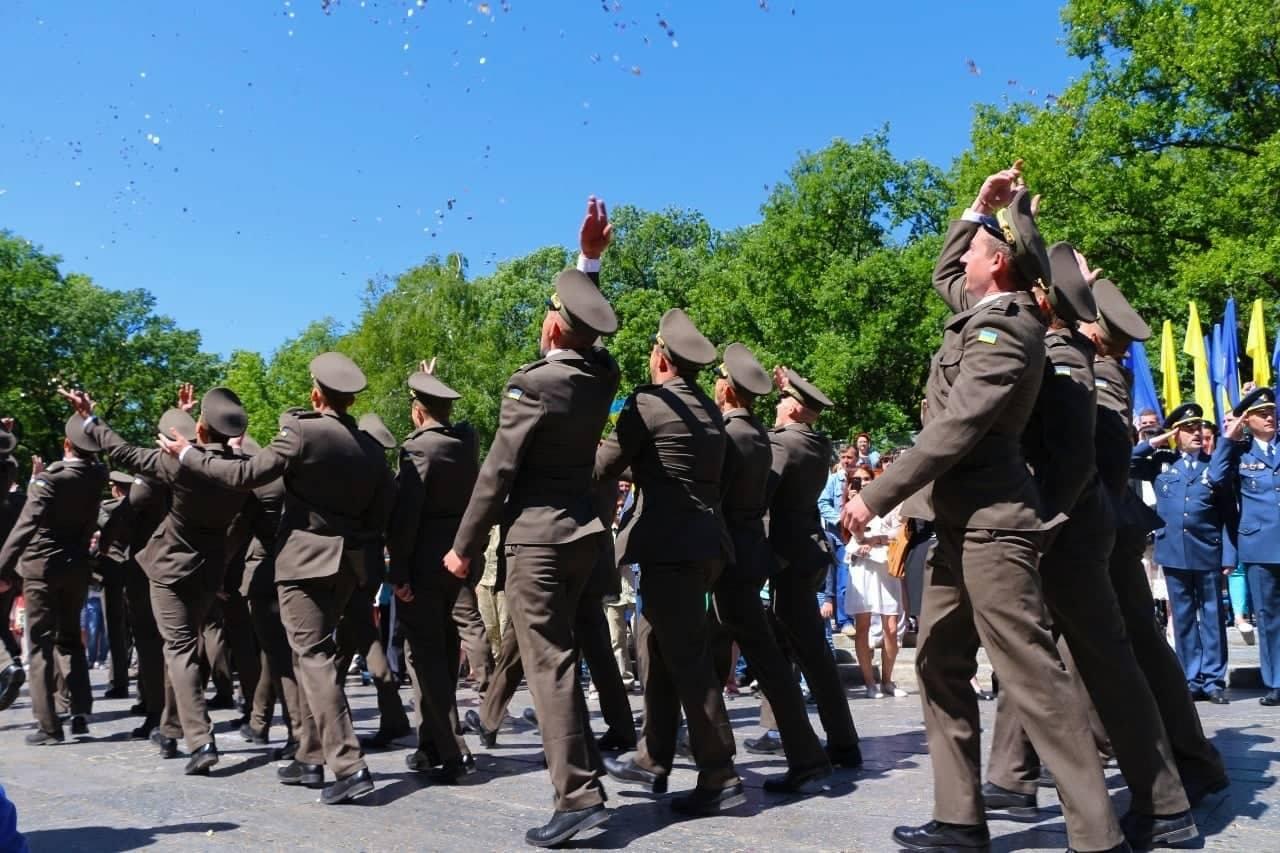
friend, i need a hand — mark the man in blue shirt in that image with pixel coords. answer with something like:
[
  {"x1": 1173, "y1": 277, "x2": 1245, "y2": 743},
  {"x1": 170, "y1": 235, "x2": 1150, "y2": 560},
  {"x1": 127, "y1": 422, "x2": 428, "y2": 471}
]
[
  {"x1": 1221, "y1": 387, "x2": 1280, "y2": 707},
  {"x1": 1132, "y1": 402, "x2": 1235, "y2": 703},
  {"x1": 816, "y1": 444, "x2": 857, "y2": 633}
]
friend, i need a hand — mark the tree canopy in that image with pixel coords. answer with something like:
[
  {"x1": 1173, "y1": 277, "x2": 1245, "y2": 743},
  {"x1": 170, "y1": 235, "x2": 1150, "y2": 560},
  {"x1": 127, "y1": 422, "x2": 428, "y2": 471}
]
[{"x1": 4, "y1": 0, "x2": 1277, "y2": 462}]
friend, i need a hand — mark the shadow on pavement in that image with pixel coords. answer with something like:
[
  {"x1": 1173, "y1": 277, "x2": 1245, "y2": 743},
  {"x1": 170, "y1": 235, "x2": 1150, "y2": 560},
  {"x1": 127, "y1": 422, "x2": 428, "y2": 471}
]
[{"x1": 25, "y1": 821, "x2": 239, "y2": 852}]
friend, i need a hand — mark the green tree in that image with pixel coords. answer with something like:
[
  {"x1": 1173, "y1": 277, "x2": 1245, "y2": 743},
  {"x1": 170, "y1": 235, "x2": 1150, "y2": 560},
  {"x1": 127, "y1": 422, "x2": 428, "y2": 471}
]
[{"x1": 0, "y1": 232, "x2": 221, "y2": 461}]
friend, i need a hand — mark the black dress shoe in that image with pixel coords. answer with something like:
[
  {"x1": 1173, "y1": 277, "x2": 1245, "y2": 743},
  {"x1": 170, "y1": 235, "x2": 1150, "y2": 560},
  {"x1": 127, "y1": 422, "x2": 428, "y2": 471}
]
[
  {"x1": 826, "y1": 743, "x2": 863, "y2": 769},
  {"x1": 0, "y1": 665, "x2": 25, "y2": 711},
  {"x1": 597, "y1": 730, "x2": 637, "y2": 753},
  {"x1": 463, "y1": 709, "x2": 498, "y2": 748},
  {"x1": 670, "y1": 782, "x2": 747, "y2": 816},
  {"x1": 762, "y1": 764, "x2": 832, "y2": 794},
  {"x1": 1260, "y1": 688, "x2": 1280, "y2": 707},
  {"x1": 184, "y1": 742, "x2": 219, "y2": 775},
  {"x1": 70, "y1": 714, "x2": 89, "y2": 736},
  {"x1": 277, "y1": 760, "x2": 324, "y2": 787},
  {"x1": 129, "y1": 701, "x2": 147, "y2": 716},
  {"x1": 271, "y1": 740, "x2": 299, "y2": 762},
  {"x1": 522, "y1": 706, "x2": 539, "y2": 727},
  {"x1": 744, "y1": 732, "x2": 783, "y2": 754},
  {"x1": 891, "y1": 821, "x2": 991, "y2": 850},
  {"x1": 359, "y1": 726, "x2": 410, "y2": 750},
  {"x1": 524, "y1": 804, "x2": 610, "y2": 848},
  {"x1": 405, "y1": 749, "x2": 440, "y2": 772},
  {"x1": 1204, "y1": 688, "x2": 1229, "y2": 705},
  {"x1": 981, "y1": 781, "x2": 1038, "y2": 817},
  {"x1": 603, "y1": 756, "x2": 668, "y2": 793},
  {"x1": 24, "y1": 729, "x2": 64, "y2": 746},
  {"x1": 158, "y1": 736, "x2": 179, "y2": 759},
  {"x1": 103, "y1": 686, "x2": 129, "y2": 700},
  {"x1": 321, "y1": 768, "x2": 374, "y2": 804},
  {"x1": 1120, "y1": 809, "x2": 1198, "y2": 848},
  {"x1": 207, "y1": 694, "x2": 237, "y2": 711},
  {"x1": 240, "y1": 723, "x2": 268, "y2": 744},
  {"x1": 131, "y1": 713, "x2": 160, "y2": 740},
  {"x1": 428, "y1": 756, "x2": 476, "y2": 784}
]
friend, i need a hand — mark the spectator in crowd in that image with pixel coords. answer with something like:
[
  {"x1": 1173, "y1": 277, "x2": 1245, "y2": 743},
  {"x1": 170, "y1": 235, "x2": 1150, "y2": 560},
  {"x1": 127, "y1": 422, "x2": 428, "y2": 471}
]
[
  {"x1": 817, "y1": 446, "x2": 857, "y2": 636},
  {"x1": 603, "y1": 482, "x2": 637, "y2": 690},
  {"x1": 842, "y1": 466, "x2": 907, "y2": 698},
  {"x1": 81, "y1": 582, "x2": 107, "y2": 669},
  {"x1": 852, "y1": 433, "x2": 879, "y2": 469},
  {"x1": 476, "y1": 526, "x2": 509, "y2": 663}
]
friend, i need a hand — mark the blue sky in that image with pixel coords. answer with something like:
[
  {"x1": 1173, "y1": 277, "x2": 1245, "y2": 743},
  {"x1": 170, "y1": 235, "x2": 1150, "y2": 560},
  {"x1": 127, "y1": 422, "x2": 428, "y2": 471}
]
[{"x1": 0, "y1": 1, "x2": 1082, "y2": 357}]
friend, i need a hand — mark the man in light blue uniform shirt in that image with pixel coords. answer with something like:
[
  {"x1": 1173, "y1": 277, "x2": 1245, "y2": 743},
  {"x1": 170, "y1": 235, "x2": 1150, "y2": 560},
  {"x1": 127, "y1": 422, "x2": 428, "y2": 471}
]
[
  {"x1": 1132, "y1": 401, "x2": 1235, "y2": 703},
  {"x1": 1221, "y1": 387, "x2": 1280, "y2": 707}
]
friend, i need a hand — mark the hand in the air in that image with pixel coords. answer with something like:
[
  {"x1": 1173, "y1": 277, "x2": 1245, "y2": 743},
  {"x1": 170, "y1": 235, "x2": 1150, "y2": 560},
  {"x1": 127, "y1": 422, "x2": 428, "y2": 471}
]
[{"x1": 579, "y1": 195, "x2": 613, "y2": 259}]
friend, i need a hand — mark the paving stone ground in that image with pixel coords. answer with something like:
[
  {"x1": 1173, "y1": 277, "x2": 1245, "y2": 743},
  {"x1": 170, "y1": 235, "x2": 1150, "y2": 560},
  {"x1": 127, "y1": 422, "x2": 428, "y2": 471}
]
[{"x1": 1, "y1": 636, "x2": 1276, "y2": 853}]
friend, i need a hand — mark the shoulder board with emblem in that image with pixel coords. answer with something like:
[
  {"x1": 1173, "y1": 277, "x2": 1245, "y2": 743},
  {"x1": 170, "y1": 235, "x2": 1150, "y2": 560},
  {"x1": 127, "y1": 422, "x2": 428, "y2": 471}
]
[{"x1": 977, "y1": 328, "x2": 999, "y2": 345}]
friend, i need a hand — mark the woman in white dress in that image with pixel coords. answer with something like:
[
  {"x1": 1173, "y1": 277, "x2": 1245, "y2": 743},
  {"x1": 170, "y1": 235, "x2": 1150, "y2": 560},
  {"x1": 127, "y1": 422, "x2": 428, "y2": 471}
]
[{"x1": 842, "y1": 466, "x2": 907, "y2": 697}]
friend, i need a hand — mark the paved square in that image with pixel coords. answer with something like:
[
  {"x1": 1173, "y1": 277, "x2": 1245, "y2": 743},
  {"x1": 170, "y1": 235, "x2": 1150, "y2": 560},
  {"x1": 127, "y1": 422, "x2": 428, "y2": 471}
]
[{"x1": 2, "y1": 646, "x2": 1275, "y2": 852}]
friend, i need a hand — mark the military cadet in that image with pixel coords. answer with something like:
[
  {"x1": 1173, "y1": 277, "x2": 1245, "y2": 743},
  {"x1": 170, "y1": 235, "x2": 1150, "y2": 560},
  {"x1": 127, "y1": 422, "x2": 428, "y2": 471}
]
[
  {"x1": 444, "y1": 265, "x2": 620, "y2": 848},
  {"x1": 0, "y1": 429, "x2": 28, "y2": 712},
  {"x1": 1132, "y1": 402, "x2": 1235, "y2": 703},
  {"x1": 707, "y1": 343, "x2": 832, "y2": 794},
  {"x1": 95, "y1": 470, "x2": 137, "y2": 701},
  {"x1": 761, "y1": 366, "x2": 863, "y2": 770},
  {"x1": 156, "y1": 353, "x2": 393, "y2": 805},
  {"x1": 329, "y1": 412, "x2": 411, "y2": 751},
  {"x1": 66, "y1": 387, "x2": 251, "y2": 775},
  {"x1": 387, "y1": 370, "x2": 479, "y2": 782},
  {"x1": 230, "y1": 435, "x2": 301, "y2": 753},
  {"x1": 596, "y1": 308, "x2": 745, "y2": 815},
  {"x1": 1081, "y1": 280, "x2": 1229, "y2": 805},
  {"x1": 983, "y1": 245, "x2": 1197, "y2": 848},
  {"x1": 121, "y1": 471, "x2": 169, "y2": 740},
  {"x1": 0, "y1": 416, "x2": 106, "y2": 744},
  {"x1": 842, "y1": 167, "x2": 1125, "y2": 852},
  {"x1": 1220, "y1": 388, "x2": 1280, "y2": 706}
]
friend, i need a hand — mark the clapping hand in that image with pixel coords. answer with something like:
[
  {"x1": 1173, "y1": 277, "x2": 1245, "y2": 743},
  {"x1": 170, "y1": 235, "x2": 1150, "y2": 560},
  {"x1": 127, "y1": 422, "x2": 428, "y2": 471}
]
[
  {"x1": 972, "y1": 160, "x2": 1024, "y2": 215},
  {"x1": 579, "y1": 195, "x2": 613, "y2": 259}
]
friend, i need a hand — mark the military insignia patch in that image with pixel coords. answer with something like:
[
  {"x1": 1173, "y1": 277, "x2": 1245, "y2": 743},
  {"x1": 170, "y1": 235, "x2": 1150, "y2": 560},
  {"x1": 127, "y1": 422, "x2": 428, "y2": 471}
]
[
  {"x1": 1054, "y1": 365, "x2": 1073, "y2": 377},
  {"x1": 35, "y1": 479, "x2": 49, "y2": 489},
  {"x1": 506, "y1": 387, "x2": 525, "y2": 401},
  {"x1": 977, "y1": 329, "x2": 998, "y2": 345},
  {"x1": 1094, "y1": 378, "x2": 1110, "y2": 388}
]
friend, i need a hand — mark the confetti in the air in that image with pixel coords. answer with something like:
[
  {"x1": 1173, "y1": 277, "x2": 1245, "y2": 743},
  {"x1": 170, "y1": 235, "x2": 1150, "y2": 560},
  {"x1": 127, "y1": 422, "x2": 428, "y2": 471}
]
[{"x1": 966, "y1": 58, "x2": 981, "y2": 76}]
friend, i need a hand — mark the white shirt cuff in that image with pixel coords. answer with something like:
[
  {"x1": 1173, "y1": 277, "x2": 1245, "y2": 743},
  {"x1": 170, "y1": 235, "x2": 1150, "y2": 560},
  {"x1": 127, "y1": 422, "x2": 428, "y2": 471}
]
[
  {"x1": 85, "y1": 415, "x2": 98, "y2": 424},
  {"x1": 960, "y1": 209, "x2": 987, "y2": 224},
  {"x1": 178, "y1": 445, "x2": 193, "y2": 464},
  {"x1": 577, "y1": 254, "x2": 601, "y2": 274}
]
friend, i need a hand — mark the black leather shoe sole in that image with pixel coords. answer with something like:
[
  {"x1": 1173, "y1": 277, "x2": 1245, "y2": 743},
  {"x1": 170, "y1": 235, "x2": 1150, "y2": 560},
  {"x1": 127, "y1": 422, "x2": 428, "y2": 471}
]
[
  {"x1": 892, "y1": 823, "x2": 991, "y2": 851},
  {"x1": 0, "y1": 667, "x2": 25, "y2": 712},
  {"x1": 463, "y1": 710, "x2": 498, "y2": 748},
  {"x1": 762, "y1": 765, "x2": 832, "y2": 795},
  {"x1": 524, "y1": 805, "x2": 610, "y2": 848},
  {"x1": 744, "y1": 736, "x2": 782, "y2": 755},
  {"x1": 278, "y1": 763, "x2": 325, "y2": 788},
  {"x1": 981, "y1": 783, "x2": 1038, "y2": 818},
  {"x1": 184, "y1": 747, "x2": 219, "y2": 776},
  {"x1": 321, "y1": 770, "x2": 375, "y2": 805},
  {"x1": 1122, "y1": 810, "x2": 1199, "y2": 848},
  {"x1": 603, "y1": 759, "x2": 669, "y2": 793},
  {"x1": 670, "y1": 783, "x2": 747, "y2": 816}
]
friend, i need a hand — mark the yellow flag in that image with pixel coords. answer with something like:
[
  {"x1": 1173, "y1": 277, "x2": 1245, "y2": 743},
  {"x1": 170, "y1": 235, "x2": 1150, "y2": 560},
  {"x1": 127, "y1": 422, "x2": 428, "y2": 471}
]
[
  {"x1": 1160, "y1": 319, "x2": 1181, "y2": 411},
  {"x1": 1182, "y1": 302, "x2": 1214, "y2": 415},
  {"x1": 1245, "y1": 297, "x2": 1271, "y2": 388}
]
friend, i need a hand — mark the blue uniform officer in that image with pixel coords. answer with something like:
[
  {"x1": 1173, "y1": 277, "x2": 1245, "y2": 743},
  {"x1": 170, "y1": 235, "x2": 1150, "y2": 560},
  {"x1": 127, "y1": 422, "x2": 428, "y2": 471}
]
[
  {"x1": 1221, "y1": 387, "x2": 1280, "y2": 707},
  {"x1": 1132, "y1": 402, "x2": 1235, "y2": 703}
]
